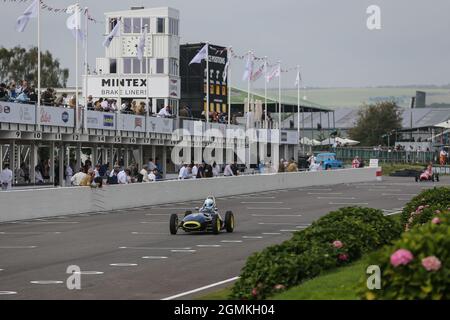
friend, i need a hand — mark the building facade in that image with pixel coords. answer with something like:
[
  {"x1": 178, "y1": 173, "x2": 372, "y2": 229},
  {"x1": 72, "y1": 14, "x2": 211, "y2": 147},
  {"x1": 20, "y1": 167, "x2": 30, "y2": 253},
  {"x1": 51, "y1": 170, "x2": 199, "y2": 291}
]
[{"x1": 85, "y1": 7, "x2": 181, "y2": 114}]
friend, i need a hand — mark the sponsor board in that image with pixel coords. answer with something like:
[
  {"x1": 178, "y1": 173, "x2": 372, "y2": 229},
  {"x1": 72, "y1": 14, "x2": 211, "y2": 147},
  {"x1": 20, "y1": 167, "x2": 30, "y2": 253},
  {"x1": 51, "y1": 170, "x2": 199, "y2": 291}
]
[
  {"x1": 0, "y1": 102, "x2": 36, "y2": 125},
  {"x1": 86, "y1": 111, "x2": 116, "y2": 130},
  {"x1": 117, "y1": 114, "x2": 146, "y2": 132},
  {"x1": 39, "y1": 106, "x2": 74, "y2": 127},
  {"x1": 147, "y1": 117, "x2": 173, "y2": 134}
]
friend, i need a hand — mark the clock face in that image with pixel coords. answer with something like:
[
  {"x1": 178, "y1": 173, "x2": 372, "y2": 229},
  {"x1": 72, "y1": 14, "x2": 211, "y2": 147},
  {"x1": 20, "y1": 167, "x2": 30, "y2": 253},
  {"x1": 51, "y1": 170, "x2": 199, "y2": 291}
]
[{"x1": 122, "y1": 36, "x2": 139, "y2": 56}]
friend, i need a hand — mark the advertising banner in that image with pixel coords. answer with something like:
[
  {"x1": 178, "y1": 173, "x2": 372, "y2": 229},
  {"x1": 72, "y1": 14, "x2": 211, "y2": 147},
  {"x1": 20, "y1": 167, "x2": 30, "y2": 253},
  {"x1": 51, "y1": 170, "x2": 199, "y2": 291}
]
[
  {"x1": 280, "y1": 130, "x2": 298, "y2": 144},
  {"x1": 117, "y1": 114, "x2": 146, "y2": 132},
  {"x1": 0, "y1": 102, "x2": 36, "y2": 125},
  {"x1": 86, "y1": 111, "x2": 116, "y2": 130},
  {"x1": 147, "y1": 117, "x2": 174, "y2": 134},
  {"x1": 86, "y1": 76, "x2": 148, "y2": 98},
  {"x1": 39, "y1": 106, "x2": 74, "y2": 127}
]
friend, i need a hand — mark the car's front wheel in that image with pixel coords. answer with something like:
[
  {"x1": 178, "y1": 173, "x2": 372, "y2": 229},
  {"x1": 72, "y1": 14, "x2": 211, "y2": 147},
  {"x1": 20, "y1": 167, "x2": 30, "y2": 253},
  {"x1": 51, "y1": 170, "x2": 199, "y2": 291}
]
[
  {"x1": 211, "y1": 215, "x2": 221, "y2": 235},
  {"x1": 170, "y1": 214, "x2": 179, "y2": 235},
  {"x1": 225, "y1": 211, "x2": 235, "y2": 233}
]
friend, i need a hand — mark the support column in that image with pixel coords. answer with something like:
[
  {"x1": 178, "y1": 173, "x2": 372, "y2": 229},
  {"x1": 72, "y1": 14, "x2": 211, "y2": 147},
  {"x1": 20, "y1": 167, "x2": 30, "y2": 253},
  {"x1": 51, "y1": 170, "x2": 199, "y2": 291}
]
[
  {"x1": 76, "y1": 142, "x2": 82, "y2": 170},
  {"x1": 139, "y1": 145, "x2": 143, "y2": 169},
  {"x1": 10, "y1": 140, "x2": 16, "y2": 185},
  {"x1": 109, "y1": 145, "x2": 114, "y2": 167},
  {"x1": 92, "y1": 145, "x2": 98, "y2": 165},
  {"x1": 151, "y1": 145, "x2": 156, "y2": 163},
  {"x1": 31, "y1": 142, "x2": 37, "y2": 184},
  {"x1": 162, "y1": 145, "x2": 167, "y2": 179},
  {"x1": 59, "y1": 143, "x2": 64, "y2": 187},
  {"x1": 50, "y1": 141, "x2": 55, "y2": 184},
  {"x1": 124, "y1": 147, "x2": 129, "y2": 168},
  {"x1": 0, "y1": 145, "x2": 3, "y2": 172}
]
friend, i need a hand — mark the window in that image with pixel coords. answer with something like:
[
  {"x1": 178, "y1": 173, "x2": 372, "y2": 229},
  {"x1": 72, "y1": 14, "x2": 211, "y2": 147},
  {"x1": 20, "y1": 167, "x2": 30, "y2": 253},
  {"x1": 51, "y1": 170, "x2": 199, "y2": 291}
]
[
  {"x1": 142, "y1": 18, "x2": 150, "y2": 31},
  {"x1": 157, "y1": 18, "x2": 165, "y2": 33},
  {"x1": 142, "y1": 59, "x2": 147, "y2": 74},
  {"x1": 169, "y1": 18, "x2": 179, "y2": 35},
  {"x1": 123, "y1": 18, "x2": 132, "y2": 33},
  {"x1": 133, "y1": 18, "x2": 141, "y2": 33},
  {"x1": 132, "y1": 58, "x2": 141, "y2": 74},
  {"x1": 169, "y1": 58, "x2": 178, "y2": 76},
  {"x1": 123, "y1": 58, "x2": 132, "y2": 74},
  {"x1": 156, "y1": 99, "x2": 165, "y2": 112},
  {"x1": 110, "y1": 59, "x2": 117, "y2": 74},
  {"x1": 156, "y1": 59, "x2": 164, "y2": 74}
]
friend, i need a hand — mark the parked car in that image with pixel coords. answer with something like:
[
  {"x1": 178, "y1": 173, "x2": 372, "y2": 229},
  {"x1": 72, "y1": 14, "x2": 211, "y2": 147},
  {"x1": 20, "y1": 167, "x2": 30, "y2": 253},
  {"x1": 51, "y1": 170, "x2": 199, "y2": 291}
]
[{"x1": 315, "y1": 153, "x2": 343, "y2": 170}]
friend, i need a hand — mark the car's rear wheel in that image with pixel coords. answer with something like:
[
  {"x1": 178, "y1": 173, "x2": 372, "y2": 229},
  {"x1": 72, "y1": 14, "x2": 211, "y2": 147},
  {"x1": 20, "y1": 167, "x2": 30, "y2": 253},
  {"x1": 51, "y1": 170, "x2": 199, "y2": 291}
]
[
  {"x1": 211, "y1": 215, "x2": 221, "y2": 235},
  {"x1": 225, "y1": 211, "x2": 235, "y2": 233},
  {"x1": 184, "y1": 210, "x2": 192, "y2": 217},
  {"x1": 170, "y1": 214, "x2": 179, "y2": 235}
]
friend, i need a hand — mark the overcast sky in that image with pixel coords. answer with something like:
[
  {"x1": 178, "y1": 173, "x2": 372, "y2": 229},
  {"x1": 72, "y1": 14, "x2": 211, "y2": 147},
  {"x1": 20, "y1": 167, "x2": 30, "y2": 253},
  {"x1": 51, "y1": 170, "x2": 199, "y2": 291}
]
[{"x1": 1, "y1": 0, "x2": 450, "y2": 88}]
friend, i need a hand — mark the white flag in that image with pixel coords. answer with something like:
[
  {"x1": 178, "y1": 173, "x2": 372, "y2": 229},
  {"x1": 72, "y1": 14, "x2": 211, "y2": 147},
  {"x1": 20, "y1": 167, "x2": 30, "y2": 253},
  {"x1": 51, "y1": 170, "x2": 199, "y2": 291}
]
[
  {"x1": 189, "y1": 44, "x2": 208, "y2": 65},
  {"x1": 103, "y1": 20, "x2": 121, "y2": 48},
  {"x1": 223, "y1": 61, "x2": 229, "y2": 82},
  {"x1": 295, "y1": 70, "x2": 302, "y2": 87},
  {"x1": 66, "y1": 7, "x2": 83, "y2": 42},
  {"x1": 242, "y1": 54, "x2": 254, "y2": 81},
  {"x1": 250, "y1": 63, "x2": 265, "y2": 82},
  {"x1": 266, "y1": 64, "x2": 281, "y2": 83},
  {"x1": 15, "y1": 0, "x2": 39, "y2": 33},
  {"x1": 137, "y1": 29, "x2": 147, "y2": 61}
]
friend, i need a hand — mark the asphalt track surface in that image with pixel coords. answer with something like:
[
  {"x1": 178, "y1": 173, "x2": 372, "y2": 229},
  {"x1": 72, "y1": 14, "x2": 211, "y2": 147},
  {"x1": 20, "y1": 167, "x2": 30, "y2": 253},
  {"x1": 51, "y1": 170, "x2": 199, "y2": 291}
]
[{"x1": 0, "y1": 176, "x2": 448, "y2": 300}]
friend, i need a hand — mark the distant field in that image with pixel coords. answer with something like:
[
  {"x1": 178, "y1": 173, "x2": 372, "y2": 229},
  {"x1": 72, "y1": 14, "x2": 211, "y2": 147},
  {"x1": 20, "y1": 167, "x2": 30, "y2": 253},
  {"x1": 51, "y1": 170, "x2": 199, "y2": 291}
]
[{"x1": 254, "y1": 87, "x2": 450, "y2": 109}]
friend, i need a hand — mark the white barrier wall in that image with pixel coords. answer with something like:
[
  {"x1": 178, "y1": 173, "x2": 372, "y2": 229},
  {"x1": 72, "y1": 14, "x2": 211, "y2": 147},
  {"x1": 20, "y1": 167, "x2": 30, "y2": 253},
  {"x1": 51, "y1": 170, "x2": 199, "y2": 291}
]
[{"x1": 0, "y1": 168, "x2": 379, "y2": 223}]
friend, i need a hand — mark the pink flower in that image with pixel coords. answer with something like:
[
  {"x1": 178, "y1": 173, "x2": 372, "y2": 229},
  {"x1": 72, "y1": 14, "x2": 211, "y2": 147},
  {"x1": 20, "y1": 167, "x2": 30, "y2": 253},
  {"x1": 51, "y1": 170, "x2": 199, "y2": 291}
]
[
  {"x1": 432, "y1": 217, "x2": 441, "y2": 225},
  {"x1": 417, "y1": 205, "x2": 425, "y2": 211},
  {"x1": 422, "y1": 256, "x2": 441, "y2": 271},
  {"x1": 435, "y1": 210, "x2": 441, "y2": 214},
  {"x1": 338, "y1": 253, "x2": 348, "y2": 261},
  {"x1": 332, "y1": 240, "x2": 343, "y2": 249},
  {"x1": 251, "y1": 288, "x2": 258, "y2": 297},
  {"x1": 390, "y1": 249, "x2": 414, "y2": 267},
  {"x1": 274, "y1": 284, "x2": 285, "y2": 290},
  {"x1": 425, "y1": 205, "x2": 430, "y2": 208}
]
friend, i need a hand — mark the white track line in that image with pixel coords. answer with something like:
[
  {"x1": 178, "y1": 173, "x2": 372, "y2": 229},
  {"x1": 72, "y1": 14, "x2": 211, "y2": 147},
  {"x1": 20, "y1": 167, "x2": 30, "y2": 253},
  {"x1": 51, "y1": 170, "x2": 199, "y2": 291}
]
[
  {"x1": 109, "y1": 263, "x2": 138, "y2": 267},
  {"x1": 30, "y1": 281, "x2": 63, "y2": 285},
  {"x1": 280, "y1": 229, "x2": 299, "y2": 232},
  {"x1": 0, "y1": 246, "x2": 37, "y2": 249},
  {"x1": 382, "y1": 193, "x2": 417, "y2": 196},
  {"x1": 142, "y1": 256, "x2": 168, "y2": 259},
  {"x1": 171, "y1": 249, "x2": 196, "y2": 253},
  {"x1": 384, "y1": 211, "x2": 402, "y2": 216},
  {"x1": 0, "y1": 291, "x2": 17, "y2": 295},
  {"x1": 220, "y1": 240, "x2": 243, "y2": 243},
  {"x1": 262, "y1": 232, "x2": 282, "y2": 235},
  {"x1": 161, "y1": 276, "x2": 240, "y2": 300},
  {"x1": 307, "y1": 192, "x2": 343, "y2": 195},
  {"x1": 119, "y1": 246, "x2": 191, "y2": 250},
  {"x1": 317, "y1": 197, "x2": 356, "y2": 200},
  {"x1": 196, "y1": 245, "x2": 222, "y2": 248},
  {"x1": 246, "y1": 207, "x2": 291, "y2": 210},
  {"x1": 242, "y1": 236, "x2": 263, "y2": 239}
]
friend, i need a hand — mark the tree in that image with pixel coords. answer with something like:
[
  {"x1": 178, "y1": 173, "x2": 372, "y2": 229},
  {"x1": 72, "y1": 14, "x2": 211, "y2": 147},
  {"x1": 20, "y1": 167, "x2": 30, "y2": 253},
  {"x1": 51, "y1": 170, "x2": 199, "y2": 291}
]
[
  {"x1": 0, "y1": 46, "x2": 69, "y2": 88},
  {"x1": 348, "y1": 101, "x2": 402, "y2": 146}
]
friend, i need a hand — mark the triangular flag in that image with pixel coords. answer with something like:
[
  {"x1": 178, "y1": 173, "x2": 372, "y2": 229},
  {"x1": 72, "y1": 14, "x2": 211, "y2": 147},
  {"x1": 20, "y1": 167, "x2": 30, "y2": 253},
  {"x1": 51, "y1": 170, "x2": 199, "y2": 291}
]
[
  {"x1": 266, "y1": 64, "x2": 281, "y2": 83},
  {"x1": 189, "y1": 44, "x2": 208, "y2": 65},
  {"x1": 242, "y1": 53, "x2": 254, "y2": 81},
  {"x1": 103, "y1": 19, "x2": 121, "y2": 48},
  {"x1": 15, "y1": 0, "x2": 39, "y2": 33}
]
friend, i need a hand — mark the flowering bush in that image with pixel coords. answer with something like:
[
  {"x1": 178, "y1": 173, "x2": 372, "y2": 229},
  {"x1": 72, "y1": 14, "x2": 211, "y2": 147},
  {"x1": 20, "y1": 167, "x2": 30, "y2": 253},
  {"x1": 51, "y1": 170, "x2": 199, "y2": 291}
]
[
  {"x1": 231, "y1": 207, "x2": 401, "y2": 300},
  {"x1": 401, "y1": 187, "x2": 450, "y2": 229},
  {"x1": 359, "y1": 214, "x2": 450, "y2": 300}
]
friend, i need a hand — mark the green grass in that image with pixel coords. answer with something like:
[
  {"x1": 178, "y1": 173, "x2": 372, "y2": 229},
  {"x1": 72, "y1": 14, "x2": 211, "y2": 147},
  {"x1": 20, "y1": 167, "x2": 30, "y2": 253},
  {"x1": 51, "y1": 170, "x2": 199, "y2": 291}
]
[
  {"x1": 196, "y1": 287, "x2": 233, "y2": 300},
  {"x1": 381, "y1": 163, "x2": 424, "y2": 176}
]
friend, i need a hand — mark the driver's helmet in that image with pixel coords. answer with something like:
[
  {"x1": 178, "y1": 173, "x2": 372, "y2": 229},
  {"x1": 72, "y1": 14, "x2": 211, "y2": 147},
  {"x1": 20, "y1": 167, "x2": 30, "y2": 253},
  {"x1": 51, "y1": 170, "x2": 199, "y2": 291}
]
[{"x1": 203, "y1": 198, "x2": 215, "y2": 210}]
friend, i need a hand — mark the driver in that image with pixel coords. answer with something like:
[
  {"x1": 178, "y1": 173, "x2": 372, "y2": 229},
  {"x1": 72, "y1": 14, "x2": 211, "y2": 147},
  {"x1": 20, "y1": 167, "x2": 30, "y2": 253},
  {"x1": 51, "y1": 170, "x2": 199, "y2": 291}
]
[{"x1": 201, "y1": 198, "x2": 216, "y2": 213}]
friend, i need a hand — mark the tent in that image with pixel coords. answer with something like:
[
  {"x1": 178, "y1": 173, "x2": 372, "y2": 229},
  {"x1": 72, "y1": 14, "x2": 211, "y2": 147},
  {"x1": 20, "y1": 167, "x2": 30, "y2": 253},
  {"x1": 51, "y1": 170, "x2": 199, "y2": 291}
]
[
  {"x1": 300, "y1": 137, "x2": 321, "y2": 146},
  {"x1": 435, "y1": 120, "x2": 450, "y2": 129},
  {"x1": 321, "y1": 137, "x2": 360, "y2": 146}
]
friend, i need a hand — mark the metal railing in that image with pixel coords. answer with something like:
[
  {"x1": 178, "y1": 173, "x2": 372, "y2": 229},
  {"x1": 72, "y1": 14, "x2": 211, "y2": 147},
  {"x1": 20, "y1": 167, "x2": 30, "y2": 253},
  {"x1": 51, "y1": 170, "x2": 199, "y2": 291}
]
[{"x1": 334, "y1": 148, "x2": 438, "y2": 164}]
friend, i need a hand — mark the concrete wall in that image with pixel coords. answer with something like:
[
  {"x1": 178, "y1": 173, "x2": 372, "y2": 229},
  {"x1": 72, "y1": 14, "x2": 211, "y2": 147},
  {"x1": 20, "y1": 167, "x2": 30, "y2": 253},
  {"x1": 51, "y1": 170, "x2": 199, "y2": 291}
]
[{"x1": 0, "y1": 168, "x2": 380, "y2": 222}]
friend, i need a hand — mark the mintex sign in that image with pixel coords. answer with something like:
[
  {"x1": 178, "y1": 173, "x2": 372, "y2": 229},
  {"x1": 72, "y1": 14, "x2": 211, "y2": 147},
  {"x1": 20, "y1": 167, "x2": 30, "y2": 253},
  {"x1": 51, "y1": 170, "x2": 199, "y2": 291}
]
[{"x1": 86, "y1": 76, "x2": 148, "y2": 98}]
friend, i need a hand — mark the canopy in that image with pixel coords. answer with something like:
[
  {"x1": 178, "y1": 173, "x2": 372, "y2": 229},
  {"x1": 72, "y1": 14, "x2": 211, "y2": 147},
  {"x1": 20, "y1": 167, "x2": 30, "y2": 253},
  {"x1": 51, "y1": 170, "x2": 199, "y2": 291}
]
[
  {"x1": 321, "y1": 137, "x2": 360, "y2": 146},
  {"x1": 300, "y1": 137, "x2": 321, "y2": 146},
  {"x1": 435, "y1": 120, "x2": 450, "y2": 129}
]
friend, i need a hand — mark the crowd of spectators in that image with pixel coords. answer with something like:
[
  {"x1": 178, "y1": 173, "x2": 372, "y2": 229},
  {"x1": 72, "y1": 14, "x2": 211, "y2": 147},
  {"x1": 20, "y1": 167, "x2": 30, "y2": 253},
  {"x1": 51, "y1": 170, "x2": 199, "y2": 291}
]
[{"x1": 0, "y1": 80, "x2": 38, "y2": 104}]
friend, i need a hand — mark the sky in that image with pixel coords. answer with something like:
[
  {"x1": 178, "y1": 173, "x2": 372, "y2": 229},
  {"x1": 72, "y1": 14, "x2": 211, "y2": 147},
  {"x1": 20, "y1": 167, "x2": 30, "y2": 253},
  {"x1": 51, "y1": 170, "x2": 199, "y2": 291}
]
[{"x1": 1, "y1": 0, "x2": 450, "y2": 89}]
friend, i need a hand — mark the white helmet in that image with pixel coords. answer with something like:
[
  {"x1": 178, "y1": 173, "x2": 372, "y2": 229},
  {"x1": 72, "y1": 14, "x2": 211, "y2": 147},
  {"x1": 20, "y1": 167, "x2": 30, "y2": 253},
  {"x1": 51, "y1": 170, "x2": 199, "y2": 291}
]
[{"x1": 203, "y1": 198, "x2": 215, "y2": 210}]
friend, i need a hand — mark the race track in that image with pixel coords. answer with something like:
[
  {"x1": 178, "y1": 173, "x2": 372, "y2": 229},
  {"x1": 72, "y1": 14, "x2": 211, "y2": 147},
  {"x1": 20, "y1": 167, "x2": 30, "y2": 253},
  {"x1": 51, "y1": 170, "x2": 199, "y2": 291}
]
[{"x1": 0, "y1": 176, "x2": 448, "y2": 300}]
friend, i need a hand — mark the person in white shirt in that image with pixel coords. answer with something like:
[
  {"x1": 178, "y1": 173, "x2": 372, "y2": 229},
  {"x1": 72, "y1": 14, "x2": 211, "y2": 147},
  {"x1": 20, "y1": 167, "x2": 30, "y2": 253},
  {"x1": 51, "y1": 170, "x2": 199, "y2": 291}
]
[
  {"x1": 212, "y1": 162, "x2": 220, "y2": 177},
  {"x1": 118, "y1": 169, "x2": 131, "y2": 184},
  {"x1": 0, "y1": 164, "x2": 13, "y2": 190},
  {"x1": 101, "y1": 99, "x2": 109, "y2": 111},
  {"x1": 178, "y1": 164, "x2": 189, "y2": 180},
  {"x1": 71, "y1": 168, "x2": 87, "y2": 186},
  {"x1": 147, "y1": 158, "x2": 156, "y2": 171},
  {"x1": 157, "y1": 106, "x2": 172, "y2": 118},
  {"x1": 223, "y1": 163, "x2": 234, "y2": 177},
  {"x1": 310, "y1": 162, "x2": 322, "y2": 172},
  {"x1": 94, "y1": 164, "x2": 101, "y2": 178},
  {"x1": 191, "y1": 164, "x2": 198, "y2": 179},
  {"x1": 148, "y1": 169, "x2": 156, "y2": 182},
  {"x1": 140, "y1": 165, "x2": 150, "y2": 183},
  {"x1": 65, "y1": 164, "x2": 73, "y2": 187}
]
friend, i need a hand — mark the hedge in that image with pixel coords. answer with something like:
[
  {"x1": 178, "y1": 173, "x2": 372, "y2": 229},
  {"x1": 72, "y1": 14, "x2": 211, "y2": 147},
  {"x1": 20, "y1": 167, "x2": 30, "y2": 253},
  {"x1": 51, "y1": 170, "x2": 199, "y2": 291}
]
[{"x1": 230, "y1": 207, "x2": 402, "y2": 300}]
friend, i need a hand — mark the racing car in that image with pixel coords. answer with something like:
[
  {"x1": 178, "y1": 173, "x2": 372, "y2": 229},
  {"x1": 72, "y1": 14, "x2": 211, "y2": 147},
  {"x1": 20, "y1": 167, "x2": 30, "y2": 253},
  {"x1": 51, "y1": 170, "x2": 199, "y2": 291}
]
[
  {"x1": 169, "y1": 197, "x2": 235, "y2": 235},
  {"x1": 415, "y1": 164, "x2": 439, "y2": 182}
]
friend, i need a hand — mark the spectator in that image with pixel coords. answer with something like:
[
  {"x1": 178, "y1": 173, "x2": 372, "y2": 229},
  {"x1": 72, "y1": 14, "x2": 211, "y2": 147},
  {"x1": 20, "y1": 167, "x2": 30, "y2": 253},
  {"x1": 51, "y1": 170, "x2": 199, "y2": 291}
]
[
  {"x1": 55, "y1": 93, "x2": 68, "y2": 107},
  {"x1": 71, "y1": 168, "x2": 87, "y2": 186},
  {"x1": 310, "y1": 161, "x2": 322, "y2": 172},
  {"x1": 204, "y1": 162, "x2": 213, "y2": 178},
  {"x1": 212, "y1": 161, "x2": 220, "y2": 177},
  {"x1": 41, "y1": 88, "x2": 55, "y2": 106},
  {"x1": 65, "y1": 163, "x2": 73, "y2": 187},
  {"x1": 440, "y1": 149, "x2": 448, "y2": 166},
  {"x1": 28, "y1": 86, "x2": 37, "y2": 103},
  {"x1": 191, "y1": 163, "x2": 198, "y2": 179},
  {"x1": 140, "y1": 165, "x2": 149, "y2": 182},
  {"x1": 35, "y1": 165, "x2": 45, "y2": 184},
  {"x1": 178, "y1": 163, "x2": 189, "y2": 180},
  {"x1": 155, "y1": 157, "x2": 163, "y2": 174},
  {"x1": 179, "y1": 105, "x2": 189, "y2": 118},
  {"x1": 86, "y1": 95, "x2": 94, "y2": 110},
  {"x1": 94, "y1": 98, "x2": 103, "y2": 111},
  {"x1": 80, "y1": 169, "x2": 95, "y2": 187},
  {"x1": 286, "y1": 159, "x2": 298, "y2": 172},
  {"x1": 148, "y1": 168, "x2": 156, "y2": 182},
  {"x1": 0, "y1": 83, "x2": 9, "y2": 101},
  {"x1": 17, "y1": 162, "x2": 29, "y2": 184},
  {"x1": 16, "y1": 89, "x2": 30, "y2": 103},
  {"x1": 231, "y1": 161, "x2": 239, "y2": 175},
  {"x1": 278, "y1": 159, "x2": 285, "y2": 173},
  {"x1": 157, "y1": 106, "x2": 172, "y2": 118},
  {"x1": 153, "y1": 169, "x2": 163, "y2": 181},
  {"x1": 9, "y1": 81, "x2": 18, "y2": 99},
  {"x1": 196, "y1": 162, "x2": 205, "y2": 178},
  {"x1": 118, "y1": 168, "x2": 131, "y2": 184},
  {"x1": 107, "y1": 166, "x2": 120, "y2": 184},
  {"x1": 352, "y1": 156, "x2": 360, "y2": 168},
  {"x1": 101, "y1": 98, "x2": 109, "y2": 111},
  {"x1": 0, "y1": 164, "x2": 13, "y2": 190},
  {"x1": 93, "y1": 164, "x2": 101, "y2": 178},
  {"x1": 223, "y1": 162, "x2": 234, "y2": 177},
  {"x1": 147, "y1": 158, "x2": 156, "y2": 171}
]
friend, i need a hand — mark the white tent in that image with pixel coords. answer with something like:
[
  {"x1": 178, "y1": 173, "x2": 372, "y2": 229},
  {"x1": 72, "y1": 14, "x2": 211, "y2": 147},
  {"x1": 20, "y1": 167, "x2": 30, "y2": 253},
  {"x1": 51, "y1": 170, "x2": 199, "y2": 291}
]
[
  {"x1": 300, "y1": 137, "x2": 321, "y2": 146},
  {"x1": 435, "y1": 120, "x2": 450, "y2": 129},
  {"x1": 321, "y1": 137, "x2": 360, "y2": 146}
]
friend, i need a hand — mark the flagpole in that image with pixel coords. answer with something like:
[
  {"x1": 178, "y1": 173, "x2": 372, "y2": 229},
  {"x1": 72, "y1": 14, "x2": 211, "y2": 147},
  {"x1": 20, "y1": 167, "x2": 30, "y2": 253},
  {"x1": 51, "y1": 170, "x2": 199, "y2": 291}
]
[
  {"x1": 37, "y1": 0, "x2": 41, "y2": 132},
  {"x1": 145, "y1": 24, "x2": 150, "y2": 118},
  {"x1": 84, "y1": 7, "x2": 88, "y2": 132},
  {"x1": 264, "y1": 56, "x2": 268, "y2": 129},
  {"x1": 206, "y1": 42, "x2": 210, "y2": 125},
  {"x1": 227, "y1": 46, "x2": 231, "y2": 126},
  {"x1": 278, "y1": 61, "x2": 281, "y2": 130},
  {"x1": 247, "y1": 51, "x2": 251, "y2": 115},
  {"x1": 297, "y1": 65, "x2": 300, "y2": 146},
  {"x1": 75, "y1": 3, "x2": 79, "y2": 132}
]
